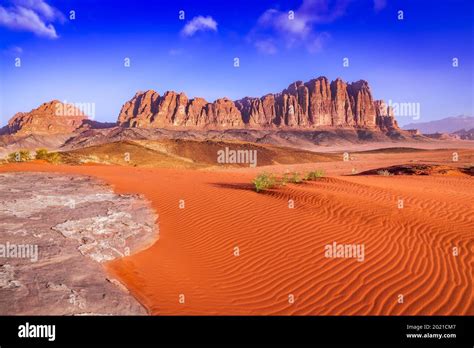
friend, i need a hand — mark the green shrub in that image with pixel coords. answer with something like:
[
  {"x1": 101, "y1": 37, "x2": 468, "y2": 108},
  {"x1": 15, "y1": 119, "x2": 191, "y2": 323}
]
[
  {"x1": 280, "y1": 173, "x2": 291, "y2": 185},
  {"x1": 35, "y1": 148, "x2": 49, "y2": 160},
  {"x1": 35, "y1": 148, "x2": 61, "y2": 164},
  {"x1": 46, "y1": 152, "x2": 61, "y2": 164},
  {"x1": 8, "y1": 150, "x2": 31, "y2": 162},
  {"x1": 253, "y1": 169, "x2": 326, "y2": 193},
  {"x1": 305, "y1": 169, "x2": 325, "y2": 180},
  {"x1": 253, "y1": 173, "x2": 276, "y2": 192},
  {"x1": 288, "y1": 172, "x2": 303, "y2": 183}
]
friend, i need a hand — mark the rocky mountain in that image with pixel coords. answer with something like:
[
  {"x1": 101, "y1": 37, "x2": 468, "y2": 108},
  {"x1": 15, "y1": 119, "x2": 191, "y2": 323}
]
[
  {"x1": 4, "y1": 100, "x2": 116, "y2": 136},
  {"x1": 402, "y1": 115, "x2": 474, "y2": 134},
  {"x1": 6, "y1": 100, "x2": 88, "y2": 135},
  {"x1": 453, "y1": 128, "x2": 474, "y2": 140},
  {"x1": 118, "y1": 77, "x2": 399, "y2": 131}
]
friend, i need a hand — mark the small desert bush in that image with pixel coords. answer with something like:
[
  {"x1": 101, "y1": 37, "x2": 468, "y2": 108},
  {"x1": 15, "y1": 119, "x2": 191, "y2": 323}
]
[
  {"x1": 377, "y1": 169, "x2": 392, "y2": 176},
  {"x1": 254, "y1": 169, "x2": 326, "y2": 192},
  {"x1": 253, "y1": 173, "x2": 276, "y2": 192},
  {"x1": 280, "y1": 172, "x2": 304, "y2": 185},
  {"x1": 280, "y1": 172, "x2": 294, "y2": 185},
  {"x1": 288, "y1": 172, "x2": 303, "y2": 183},
  {"x1": 35, "y1": 148, "x2": 61, "y2": 164},
  {"x1": 35, "y1": 148, "x2": 49, "y2": 159},
  {"x1": 8, "y1": 150, "x2": 31, "y2": 162},
  {"x1": 253, "y1": 169, "x2": 330, "y2": 192},
  {"x1": 45, "y1": 152, "x2": 61, "y2": 164},
  {"x1": 305, "y1": 169, "x2": 325, "y2": 180}
]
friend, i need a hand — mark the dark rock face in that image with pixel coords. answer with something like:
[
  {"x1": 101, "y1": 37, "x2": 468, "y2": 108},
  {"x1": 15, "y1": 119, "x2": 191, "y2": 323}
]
[{"x1": 118, "y1": 77, "x2": 399, "y2": 131}]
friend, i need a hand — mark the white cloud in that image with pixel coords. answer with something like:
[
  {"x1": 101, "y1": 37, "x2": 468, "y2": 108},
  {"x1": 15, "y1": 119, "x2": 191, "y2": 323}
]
[
  {"x1": 249, "y1": 0, "x2": 349, "y2": 54},
  {"x1": 181, "y1": 16, "x2": 218, "y2": 37},
  {"x1": 0, "y1": 0, "x2": 64, "y2": 39},
  {"x1": 258, "y1": 9, "x2": 312, "y2": 38},
  {"x1": 14, "y1": 0, "x2": 64, "y2": 21}
]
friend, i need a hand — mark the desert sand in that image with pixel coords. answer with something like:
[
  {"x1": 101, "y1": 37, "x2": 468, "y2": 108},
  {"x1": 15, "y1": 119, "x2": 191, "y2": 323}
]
[{"x1": 0, "y1": 147, "x2": 472, "y2": 315}]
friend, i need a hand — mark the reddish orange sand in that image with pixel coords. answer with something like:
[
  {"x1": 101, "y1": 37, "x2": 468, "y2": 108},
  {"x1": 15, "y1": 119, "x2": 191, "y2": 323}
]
[{"x1": 1, "y1": 162, "x2": 473, "y2": 315}]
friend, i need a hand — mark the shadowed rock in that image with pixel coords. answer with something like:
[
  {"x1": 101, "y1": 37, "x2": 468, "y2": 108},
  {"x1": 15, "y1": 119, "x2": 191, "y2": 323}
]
[{"x1": 358, "y1": 164, "x2": 474, "y2": 176}]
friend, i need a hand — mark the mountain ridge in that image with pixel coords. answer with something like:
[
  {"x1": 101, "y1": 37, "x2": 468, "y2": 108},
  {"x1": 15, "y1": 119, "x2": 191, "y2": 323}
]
[
  {"x1": 2, "y1": 77, "x2": 400, "y2": 135},
  {"x1": 118, "y1": 76, "x2": 399, "y2": 131},
  {"x1": 403, "y1": 115, "x2": 474, "y2": 134}
]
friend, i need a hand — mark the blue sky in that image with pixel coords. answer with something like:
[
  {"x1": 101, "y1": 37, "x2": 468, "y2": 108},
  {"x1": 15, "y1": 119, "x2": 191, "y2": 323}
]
[{"x1": 0, "y1": 0, "x2": 472, "y2": 126}]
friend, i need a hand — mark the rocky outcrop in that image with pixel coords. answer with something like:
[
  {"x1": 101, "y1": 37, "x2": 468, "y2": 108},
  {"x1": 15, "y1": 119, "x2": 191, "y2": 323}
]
[
  {"x1": 374, "y1": 100, "x2": 398, "y2": 131},
  {"x1": 453, "y1": 128, "x2": 474, "y2": 140},
  {"x1": 118, "y1": 77, "x2": 399, "y2": 131},
  {"x1": 405, "y1": 129, "x2": 421, "y2": 136},
  {"x1": 0, "y1": 172, "x2": 157, "y2": 315},
  {"x1": 6, "y1": 100, "x2": 89, "y2": 135},
  {"x1": 118, "y1": 91, "x2": 244, "y2": 128}
]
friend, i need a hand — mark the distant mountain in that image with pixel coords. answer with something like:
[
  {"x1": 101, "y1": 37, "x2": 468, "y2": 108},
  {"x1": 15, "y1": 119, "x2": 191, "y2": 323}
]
[
  {"x1": 3, "y1": 100, "x2": 115, "y2": 135},
  {"x1": 403, "y1": 115, "x2": 474, "y2": 134},
  {"x1": 118, "y1": 76, "x2": 399, "y2": 131},
  {"x1": 7, "y1": 100, "x2": 88, "y2": 135},
  {"x1": 2, "y1": 77, "x2": 401, "y2": 137},
  {"x1": 453, "y1": 128, "x2": 474, "y2": 140}
]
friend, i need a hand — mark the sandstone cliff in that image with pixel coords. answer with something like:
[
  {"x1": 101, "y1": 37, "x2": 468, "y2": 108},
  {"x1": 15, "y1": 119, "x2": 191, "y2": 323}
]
[
  {"x1": 118, "y1": 77, "x2": 398, "y2": 131},
  {"x1": 6, "y1": 100, "x2": 88, "y2": 135}
]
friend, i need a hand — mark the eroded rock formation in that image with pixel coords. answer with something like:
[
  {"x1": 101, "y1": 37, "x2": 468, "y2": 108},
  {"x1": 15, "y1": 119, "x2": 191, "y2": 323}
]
[
  {"x1": 7, "y1": 100, "x2": 88, "y2": 135},
  {"x1": 118, "y1": 76, "x2": 399, "y2": 131}
]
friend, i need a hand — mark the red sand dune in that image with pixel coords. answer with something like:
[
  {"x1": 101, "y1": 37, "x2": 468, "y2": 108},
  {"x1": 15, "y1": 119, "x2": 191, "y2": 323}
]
[{"x1": 1, "y1": 162, "x2": 473, "y2": 315}]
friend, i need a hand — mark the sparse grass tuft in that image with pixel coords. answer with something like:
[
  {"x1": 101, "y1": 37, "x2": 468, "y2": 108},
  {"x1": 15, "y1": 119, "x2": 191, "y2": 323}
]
[
  {"x1": 280, "y1": 173, "x2": 291, "y2": 185},
  {"x1": 46, "y1": 152, "x2": 61, "y2": 164},
  {"x1": 35, "y1": 148, "x2": 61, "y2": 164},
  {"x1": 8, "y1": 150, "x2": 31, "y2": 162},
  {"x1": 288, "y1": 172, "x2": 303, "y2": 183},
  {"x1": 35, "y1": 148, "x2": 49, "y2": 159},
  {"x1": 253, "y1": 172, "x2": 277, "y2": 192},
  {"x1": 305, "y1": 169, "x2": 325, "y2": 180},
  {"x1": 254, "y1": 169, "x2": 325, "y2": 192}
]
